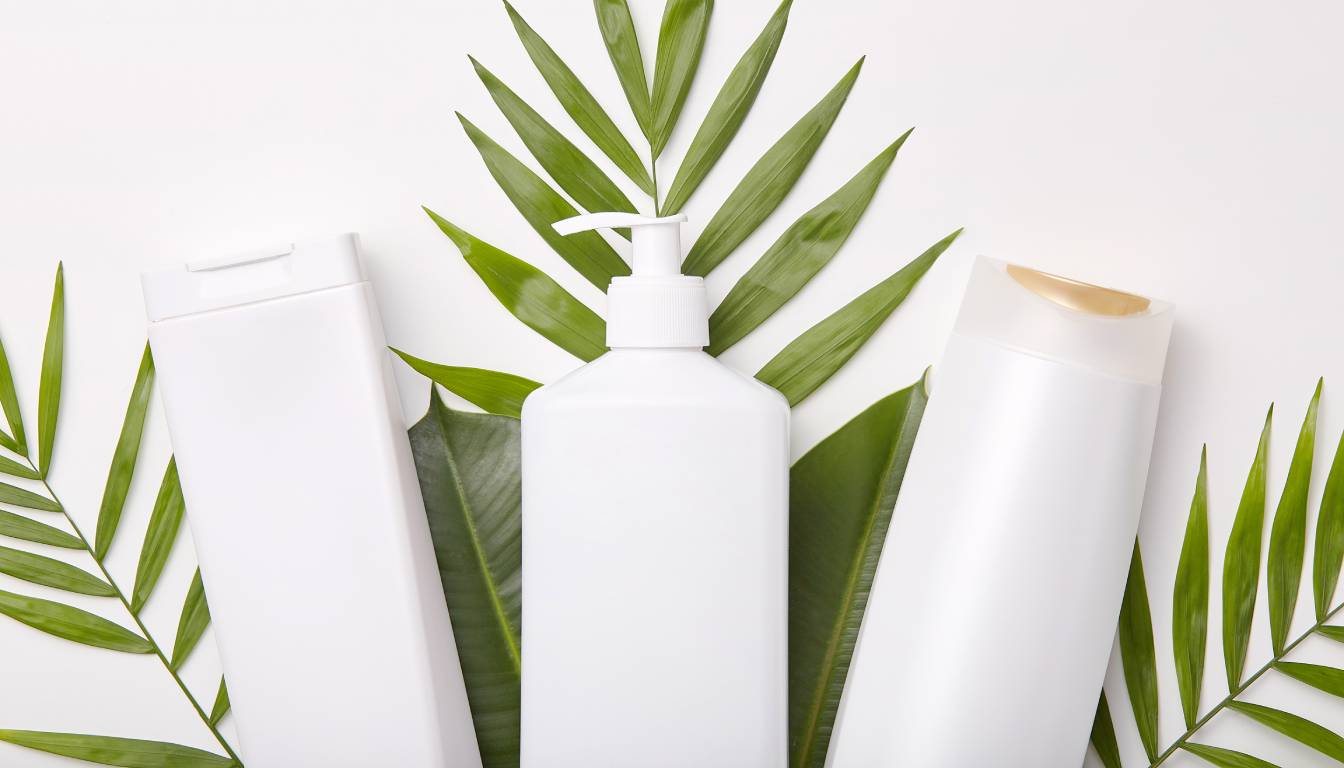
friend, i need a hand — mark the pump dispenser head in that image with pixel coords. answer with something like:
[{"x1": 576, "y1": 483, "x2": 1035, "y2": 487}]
[{"x1": 554, "y1": 212, "x2": 709, "y2": 349}]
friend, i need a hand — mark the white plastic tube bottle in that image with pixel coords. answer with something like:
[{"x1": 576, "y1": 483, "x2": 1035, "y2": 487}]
[
  {"x1": 142, "y1": 235, "x2": 481, "y2": 768},
  {"x1": 520, "y1": 213, "x2": 790, "y2": 768},
  {"x1": 828, "y1": 257, "x2": 1173, "y2": 768}
]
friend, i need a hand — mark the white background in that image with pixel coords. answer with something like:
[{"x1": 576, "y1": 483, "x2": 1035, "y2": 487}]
[{"x1": 1, "y1": 0, "x2": 1342, "y2": 765}]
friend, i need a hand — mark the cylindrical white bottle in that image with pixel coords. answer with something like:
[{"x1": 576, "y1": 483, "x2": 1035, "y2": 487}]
[
  {"x1": 520, "y1": 213, "x2": 790, "y2": 768},
  {"x1": 142, "y1": 235, "x2": 481, "y2": 768},
  {"x1": 828, "y1": 257, "x2": 1173, "y2": 768}
]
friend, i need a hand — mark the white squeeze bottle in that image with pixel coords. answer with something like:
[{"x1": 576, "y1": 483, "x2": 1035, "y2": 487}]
[
  {"x1": 827, "y1": 257, "x2": 1174, "y2": 768},
  {"x1": 142, "y1": 235, "x2": 481, "y2": 768},
  {"x1": 520, "y1": 213, "x2": 790, "y2": 767}
]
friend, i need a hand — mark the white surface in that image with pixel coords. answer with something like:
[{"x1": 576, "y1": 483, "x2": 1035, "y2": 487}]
[
  {"x1": 147, "y1": 253, "x2": 479, "y2": 766},
  {"x1": 520, "y1": 349, "x2": 789, "y2": 766},
  {"x1": 0, "y1": 0, "x2": 1341, "y2": 765}
]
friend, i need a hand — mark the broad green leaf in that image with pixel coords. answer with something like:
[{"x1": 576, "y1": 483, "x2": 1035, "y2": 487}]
[
  {"x1": 1182, "y1": 743, "x2": 1283, "y2": 768},
  {"x1": 171, "y1": 568, "x2": 210, "y2": 669},
  {"x1": 94, "y1": 344, "x2": 155, "y2": 560},
  {"x1": 756, "y1": 229, "x2": 958, "y2": 406},
  {"x1": 708, "y1": 133, "x2": 909, "y2": 355},
  {"x1": 1319, "y1": 625, "x2": 1344, "y2": 644},
  {"x1": 1173, "y1": 446, "x2": 1210, "y2": 728},
  {"x1": 789, "y1": 374, "x2": 928, "y2": 768},
  {"x1": 0, "y1": 454, "x2": 40, "y2": 480},
  {"x1": 409, "y1": 390, "x2": 522, "y2": 767},
  {"x1": 1118, "y1": 541, "x2": 1160, "y2": 761},
  {"x1": 661, "y1": 0, "x2": 791, "y2": 214},
  {"x1": 1089, "y1": 692, "x2": 1123, "y2": 768},
  {"x1": 1313, "y1": 424, "x2": 1344, "y2": 618},
  {"x1": 392, "y1": 348, "x2": 541, "y2": 419},
  {"x1": 0, "y1": 331, "x2": 27, "y2": 454},
  {"x1": 1268, "y1": 379, "x2": 1321, "y2": 654},
  {"x1": 0, "y1": 589, "x2": 151, "y2": 653},
  {"x1": 593, "y1": 0, "x2": 652, "y2": 138},
  {"x1": 649, "y1": 0, "x2": 713, "y2": 158},
  {"x1": 0, "y1": 545, "x2": 113, "y2": 596},
  {"x1": 1228, "y1": 701, "x2": 1344, "y2": 761},
  {"x1": 131, "y1": 458, "x2": 185, "y2": 613},
  {"x1": 504, "y1": 2, "x2": 653, "y2": 194},
  {"x1": 1224, "y1": 406, "x2": 1272, "y2": 690},
  {"x1": 0, "y1": 509, "x2": 82, "y2": 549},
  {"x1": 683, "y1": 59, "x2": 863, "y2": 276},
  {"x1": 36, "y1": 262, "x2": 63, "y2": 478},
  {"x1": 209, "y1": 678, "x2": 230, "y2": 725},
  {"x1": 0, "y1": 731, "x2": 232, "y2": 768},
  {"x1": 471, "y1": 56, "x2": 637, "y2": 223},
  {"x1": 456, "y1": 113, "x2": 630, "y2": 290},
  {"x1": 0, "y1": 481, "x2": 61, "y2": 512},
  {"x1": 425, "y1": 209, "x2": 607, "y2": 362},
  {"x1": 1275, "y1": 661, "x2": 1344, "y2": 698}
]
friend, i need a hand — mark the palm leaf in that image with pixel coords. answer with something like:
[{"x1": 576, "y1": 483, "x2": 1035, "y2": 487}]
[
  {"x1": 1312, "y1": 422, "x2": 1344, "y2": 618},
  {"x1": 94, "y1": 344, "x2": 155, "y2": 559},
  {"x1": 788, "y1": 373, "x2": 928, "y2": 768},
  {"x1": 409, "y1": 390, "x2": 522, "y2": 768},
  {"x1": 0, "y1": 545, "x2": 114, "y2": 596},
  {"x1": 0, "y1": 481, "x2": 61, "y2": 512},
  {"x1": 1223, "y1": 406, "x2": 1273, "y2": 689},
  {"x1": 1267, "y1": 379, "x2": 1321, "y2": 654},
  {"x1": 0, "y1": 731, "x2": 231, "y2": 768},
  {"x1": 1173, "y1": 446, "x2": 1210, "y2": 728},
  {"x1": 131, "y1": 458, "x2": 185, "y2": 613},
  {"x1": 425, "y1": 209, "x2": 607, "y2": 361},
  {"x1": 209, "y1": 679, "x2": 230, "y2": 725},
  {"x1": 1319, "y1": 625, "x2": 1344, "y2": 644},
  {"x1": 0, "y1": 589, "x2": 151, "y2": 653},
  {"x1": 593, "y1": 0, "x2": 653, "y2": 138},
  {"x1": 1118, "y1": 541, "x2": 1160, "y2": 761},
  {"x1": 171, "y1": 568, "x2": 210, "y2": 669},
  {"x1": 0, "y1": 509, "x2": 82, "y2": 549},
  {"x1": 1182, "y1": 743, "x2": 1282, "y2": 768},
  {"x1": 0, "y1": 331, "x2": 28, "y2": 455},
  {"x1": 683, "y1": 58, "x2": 863, "y2": 276},
  {"x1": 503, "y1": 1, "x2": 653, "y2": 194},
  {"x1": 1275, "y1": 661, "x2": 1344, "y2": 698},
  {"x1": 36, "y1": 262, "x2": 63, "y2": 477},
  {"x1": 649, "y1": 0, "x2": 713, "y2": 158},
  {"x1": 756, "y1": 229, "x2": 958, "y2": 406},
  {"x1": 1089, "y1": 692, "x2": 1123, "y2": 768},
  {"x1": 456, "y1": 113, "x2": 630, "y2": 290},
  {"x1": 392, "y1": 348, "x2": 540, "y2": 419},
  {"x1": 707, "y1": 132, "x2": 909, "y2": 355},
  {"x1": 1228, "y1": 701, "x2": 1344, "y2": 761},
  {"x1": 661, "y1": 0, "x2": 791, "y2": 214},
  {"x1": 0, "y1": 455, "x2": 40, "y2": 480}
]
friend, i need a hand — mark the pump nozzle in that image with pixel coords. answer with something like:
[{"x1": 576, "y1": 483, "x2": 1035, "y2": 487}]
[{"x1": 553, "y1": 212, "x2": 688, "y2": 277}]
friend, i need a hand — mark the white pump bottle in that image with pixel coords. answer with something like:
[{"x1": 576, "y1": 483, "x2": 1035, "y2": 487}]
[{"x1": 520, "y1": 213, "x2": 790, "y2": 768}]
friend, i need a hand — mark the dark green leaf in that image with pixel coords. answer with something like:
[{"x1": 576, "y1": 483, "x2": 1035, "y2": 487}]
[
  {"x1": 789, "y1": 374, "x2": 928, "y2": 768},
  {"x1": 0, "y1": 589, "x2": 151, "y2": 653},
  {"x1": 504, "y1": 1, "x2": 653, "y2": 194},
  {"x1": 649, "y1": 0, "x2": 713, "y2": 158},
  {"x1": 1223, "y1": 405, "x2": 1272, "y2": 690},
  {"x1": 171, "y1": 568, "x2": 210, "y2": 670},
  {"x1": 1268, "y1": 379, "x2": 1321, "y2": 654},
  {"x1": 0, "y1": 331, "x2": 28, "y2": 455},
  {"x1": 131, "y1": 458, "x2": 185, "y2": 613},
  {"x1": 0, "y1": 731, "x2": 232, "y2": 768},
  {"x1": 1182, "y1": 743, "x2": 1283, "y2": 768},
  {"x1": 1313, "y1": 423, "x2": 1344, "y2": 618},
  {"x1": 1228, "y1": 701, "x2": 1344, "y2": 761},
  {"x1": 1118, "y1": 541, "x2": 1160, "y2": 761},
  {"x1": 0, "y1": 509, "x2": 82, "y2": 549},
  {"x1": 1276, "y1": 661, "x2": 1344, "y2": 698},
  {"x1": 456, "y1": 113, "x2": 630, "y2": 290},
  {"x1": 756, "y1": 229, "x2": 957, "y2": 406},
  {"x1": 410, "y1": 390, "x2": 522, "y2": 767},
  {"x1": 425, "y1": 209, "x2": 607, "y2": 362},
  {"x1": 1089, "y1": 692, "x2": 1123, "y2": 768},
  {"x1": 0, "y1": 455, "x2": 40, "y2": 480},
  {"x1": 593, "y1": 0, "x2": 652, "y2": 138},
  {"x1": 1173, "y1": 446, "x2": 1210, "y2": 728},
  {"x1": 0, "y1": 481, "x2": 61, "y2": 513},
  {"x1": 683, "y1": 59, "x2": 863, "y2": 276},
  {"x1": 661, "y1": 0, "x2": 791, "y2": 214},
  {"x1": 392, "y1": 348, "x2": 539, "y2": 419},
  {"x1": 708, "y1": 133, "x2": 909, "y2": 355},
  {"x1": 209, "y1": 678, "x2": 230, "y2": 725},
  {"x1": 471, "y1": 56, "x2": 637, "y2": 223},
  {"x1": 36, "y1": 262, "x2": 63, "y2": 478},
  {"x1": 1319, "y1": 625, "x2": 1344, "y2": 644},
  {"x1": 0, "y1": 545, "x2": 113, "y2": 596},
  {"x1": 94, "y1": 344, "x2": 155, "y2": 560}
]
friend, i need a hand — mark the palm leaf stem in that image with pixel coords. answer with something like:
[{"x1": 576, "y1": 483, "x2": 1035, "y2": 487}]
[
  {"x1": 1147, "y1": 598, "x2": 1344, "y2": 767},
  {"x1": 22, "y1": 456, "x2": 239, "y2": 765}
]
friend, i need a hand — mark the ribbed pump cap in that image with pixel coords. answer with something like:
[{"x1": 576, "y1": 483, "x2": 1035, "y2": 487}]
[{"x1": 553, "y1": 212, "x2": 708, "y2": 349}]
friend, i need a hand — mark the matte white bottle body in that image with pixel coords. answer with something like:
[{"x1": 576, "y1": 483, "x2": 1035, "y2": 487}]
[
  {"x1": 520, "y1": 349, "x2": 789, "y2": 768},
  {"x1": 146, "y1": 243, "x2": 481, "y2": 768}
]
